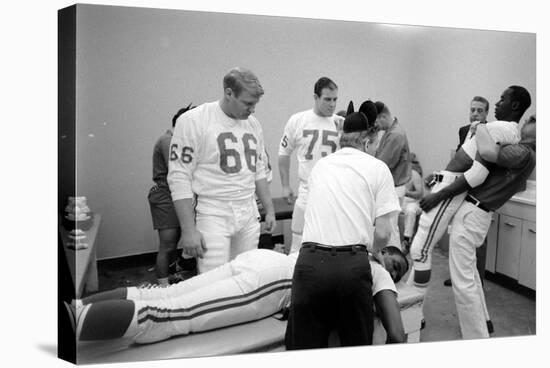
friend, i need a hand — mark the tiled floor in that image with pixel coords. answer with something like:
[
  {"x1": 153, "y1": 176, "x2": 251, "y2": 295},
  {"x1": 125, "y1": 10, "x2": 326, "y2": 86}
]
[
  {"x1": 95, "y1": 246, "x2": 536, "y2": 343},
  {"x1": 420, "y1": 247, "x2": 536, "y2": 341}
]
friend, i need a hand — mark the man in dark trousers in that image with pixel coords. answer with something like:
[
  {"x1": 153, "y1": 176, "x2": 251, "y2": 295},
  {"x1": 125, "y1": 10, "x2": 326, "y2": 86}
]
[{"x1": 285, "y1": 107, "x2": 401, "y2": 350}]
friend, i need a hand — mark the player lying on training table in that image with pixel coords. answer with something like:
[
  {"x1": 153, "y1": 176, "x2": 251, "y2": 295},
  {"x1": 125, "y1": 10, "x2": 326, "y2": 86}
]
[{"x1": 65, "y1": 246, "x2": 409, "y2": 345}]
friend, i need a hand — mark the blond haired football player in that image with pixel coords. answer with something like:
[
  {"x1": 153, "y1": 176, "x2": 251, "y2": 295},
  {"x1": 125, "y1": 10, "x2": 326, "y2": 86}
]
[{"x1": 168, "y1": 68, "x2": 276, "y2": 273}]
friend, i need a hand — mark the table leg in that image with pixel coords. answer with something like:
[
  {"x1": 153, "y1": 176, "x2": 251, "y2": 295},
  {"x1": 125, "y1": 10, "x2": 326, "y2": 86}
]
[{"x1": 85, "y1": 243, "x2": 99, "y2": 293}]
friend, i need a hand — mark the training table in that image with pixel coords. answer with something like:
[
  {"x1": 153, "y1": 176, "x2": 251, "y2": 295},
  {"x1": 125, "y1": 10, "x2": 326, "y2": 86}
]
[
  {"x1": 76, "y1": 281, "x2": 423, "y2": 364},
  {"x1": 259, "y1": 197, "x2": 294, "y2": 221}
]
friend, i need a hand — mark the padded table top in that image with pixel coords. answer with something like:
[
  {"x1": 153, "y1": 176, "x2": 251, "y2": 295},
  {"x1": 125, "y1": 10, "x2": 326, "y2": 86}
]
[{"x1": 77, "y1": 281, "x2": 422, "y2": 364}]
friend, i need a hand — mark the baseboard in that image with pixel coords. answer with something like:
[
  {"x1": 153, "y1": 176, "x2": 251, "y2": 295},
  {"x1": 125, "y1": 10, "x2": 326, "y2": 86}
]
[
  {"x1": 484, "y1": 271, "x2": 536, "y2": 300},
  {"x1": 98, "y1": 234, "x2": 286, "y2": 269}
]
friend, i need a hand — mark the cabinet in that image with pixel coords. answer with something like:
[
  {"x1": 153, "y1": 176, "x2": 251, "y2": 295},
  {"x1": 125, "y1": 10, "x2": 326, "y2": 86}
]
[
  {"x1": 485, "y1": 213, "x2": 498, "y2": 273},
  {"x1": 518, "y1": 221, "x2": 536, "y2": 289},
  {"x1": 486, "y1": 198, "x2": 536, "y2": 290},
  {"x1": 495, "y1": 215, "x2": 523, "y2": 279}
]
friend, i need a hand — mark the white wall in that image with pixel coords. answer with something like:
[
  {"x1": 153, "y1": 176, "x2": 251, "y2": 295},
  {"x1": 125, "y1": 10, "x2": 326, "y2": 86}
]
[
  {"x1": 406, "y1": 27, "x2": 536, "y2": 176},
  {"x1": 73, "y1": 5, "x2": 536, "y2": 259}
]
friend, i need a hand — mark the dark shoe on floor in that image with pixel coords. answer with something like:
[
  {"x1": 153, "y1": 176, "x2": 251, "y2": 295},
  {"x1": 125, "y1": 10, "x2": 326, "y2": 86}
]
[
  {"x1": 176, "y1": 257, "x2": 197, "y2": 272},
  {"x1": 401, "y1": 239, "x2": 411, "y2": 256},
  {"x1": 169, "y1": 272, "x2": 186, "y2": 285},
  {"x1": 487, "y1": 320, "x2": 494, "y2": 334},
  {"x1": 443, "y1": 278, "x2": 452, "y2": 287}
]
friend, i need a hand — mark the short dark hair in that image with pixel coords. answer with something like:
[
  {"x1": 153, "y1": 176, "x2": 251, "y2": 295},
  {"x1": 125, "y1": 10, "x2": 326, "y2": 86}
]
[
  {"x1": 374, "y1": 101, "x2": 390, "y2": 115},
  {"x1": 314, "y1": 77, "x2": 338, "y2": 97},
  {"x1": 508, "y1": 85, "x2": 532, "y2": 116},
  {"x1": 382, "y1": 246, "x2": 409, "y2": 283},
  {"x1": 471, "y1": 96, "x2": 489, "y2": 112},
  {"x1": 172, "y1": 103, "x2": 195, "y2": 127}
]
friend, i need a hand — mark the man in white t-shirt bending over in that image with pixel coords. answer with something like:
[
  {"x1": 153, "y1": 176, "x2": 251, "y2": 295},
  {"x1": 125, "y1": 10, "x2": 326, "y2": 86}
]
[
  {"x1": 285, "y1": 109, "x2": 401, "y2": 350},
  {"x1": 278, "y1": 77, "x2": 344, "y2": 253}
]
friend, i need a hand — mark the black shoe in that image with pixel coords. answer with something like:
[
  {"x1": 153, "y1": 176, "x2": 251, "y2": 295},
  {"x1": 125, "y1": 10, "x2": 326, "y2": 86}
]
[
  {"x1": 443, "y1": 278, "x2": 452, "y2": 287},
  {"x1": 177, "y1": 257, "x2": 197, "y2": 272},
  {"x1": 401, "y1": 238, "x2": 411, "y2": 255},
  {"x1": 487, "y1": 320, "x2": 494, "y2": 334}
]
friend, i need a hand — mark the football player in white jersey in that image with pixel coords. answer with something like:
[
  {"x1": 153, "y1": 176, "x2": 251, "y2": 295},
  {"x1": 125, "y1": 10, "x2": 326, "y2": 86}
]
[
  {"x1": 168, "y1": 67, "x2": 276, "y2": 274},
  {"x1": 278, "y1": 77, "x2": 344, "y2": 253}
]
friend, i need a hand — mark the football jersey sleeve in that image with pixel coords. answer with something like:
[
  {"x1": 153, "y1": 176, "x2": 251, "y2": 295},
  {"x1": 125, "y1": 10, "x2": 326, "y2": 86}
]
[
  {"x1": 167, "y1": 113, "x2": 200, "y2": 201},
  {"x1": 278, "y1": 115, "x2": 297, "y2": 156},
  {"x1": 252, "y1": 117, "x2": 267, "y2": 181},
  {"x1": 463, "y1": 121, "x2": 519, "y2": 187},
  {"x1": 486, "y1": 121, "x2": 520, "y2": 145}
]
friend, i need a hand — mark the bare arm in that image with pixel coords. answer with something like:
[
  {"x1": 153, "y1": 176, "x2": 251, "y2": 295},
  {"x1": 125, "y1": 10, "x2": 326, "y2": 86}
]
[
  {"x1": 405, "y1": 171, "x2": 424, "y2": 200},
  {"x1": 255, "y1": 178, "x2": 276, "y2": 232},
  {"x1": 374, "y1": 211, "x2": 395, "y2": 254},
  {"x1": 278, "y1": 155, "x2": 295, "y2": 204},
  {"x1": 173, "y1": 198, "x2": 206, "y2": 258},
  {"x1": 419, "y1": 175, "x2": 471, "y2": 212},
  {"x1": 375, "y1": 290, "x2": 406, "y2": 343}
]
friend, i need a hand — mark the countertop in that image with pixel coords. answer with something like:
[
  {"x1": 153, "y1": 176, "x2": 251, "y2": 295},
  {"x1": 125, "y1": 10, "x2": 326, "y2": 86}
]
[{"x1": 509, "y1": 180, "x2": 536, "y2": 206}]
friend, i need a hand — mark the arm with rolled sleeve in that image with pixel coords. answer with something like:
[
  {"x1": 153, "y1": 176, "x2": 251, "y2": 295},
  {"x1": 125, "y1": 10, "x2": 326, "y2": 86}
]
[
  {"x1": 496, "y1": 143, "x2": 534, "y2": 169},
  {"x1": 373, "y1": 164, "x2": 401, "y2": 253},
  {"x1": 376, "y1": 131, "x2": 405, "y2": 171},
  {"x1": 420, "y1": 144, "x2": 531, "y2": 212}
]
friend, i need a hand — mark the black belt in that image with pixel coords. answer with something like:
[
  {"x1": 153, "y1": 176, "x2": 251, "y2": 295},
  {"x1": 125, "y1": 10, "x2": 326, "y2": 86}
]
[
  {"x1": 302, "y1": 242, "x2": 368, "y2": 253},
  {"x1": 465, "y1": 194, "x2": 490, "y2": 212}
]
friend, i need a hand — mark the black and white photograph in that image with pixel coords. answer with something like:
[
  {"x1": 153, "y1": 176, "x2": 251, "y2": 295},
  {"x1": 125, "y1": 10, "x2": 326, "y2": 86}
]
[{"x1": 4, "y1": 0, "x2": 548, "y2": 367}]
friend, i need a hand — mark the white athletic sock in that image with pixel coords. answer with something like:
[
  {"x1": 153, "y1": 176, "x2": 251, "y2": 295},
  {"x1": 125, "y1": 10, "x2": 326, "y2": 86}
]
[
  {"x1": 121, "y1": 304, "x2": 140, "y2": 340},
  {"x1": 181, "y1": 252, "x2": 193, "y2": 260},
  {"x1": 157, "y1": 277, "x2": 169, "y2": 287}
]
